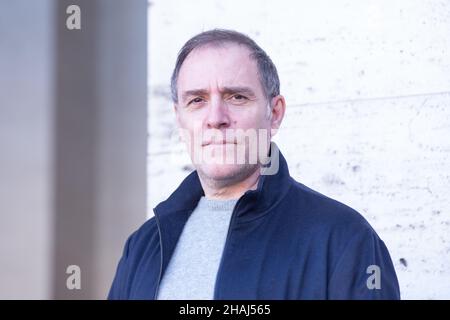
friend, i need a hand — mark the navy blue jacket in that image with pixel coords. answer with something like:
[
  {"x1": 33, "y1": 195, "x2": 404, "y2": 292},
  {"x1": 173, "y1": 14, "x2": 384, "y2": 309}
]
[{"x1": 108, "y1": 149, "x2": 400, "y2": 299}]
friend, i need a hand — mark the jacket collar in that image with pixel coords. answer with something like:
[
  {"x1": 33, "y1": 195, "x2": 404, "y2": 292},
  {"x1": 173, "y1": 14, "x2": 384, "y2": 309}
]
[
  {"x1": 153, "y1": 143, "x2": 292, "y2": 273},
  {"x1": 154, "y1": 142, "x2": 292, "y2": 222}
]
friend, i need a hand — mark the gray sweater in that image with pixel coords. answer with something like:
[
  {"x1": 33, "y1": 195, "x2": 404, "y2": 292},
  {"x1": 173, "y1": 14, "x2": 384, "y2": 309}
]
[{"x1": 156, "y1": 196, "x2": 238, "y2": 300}]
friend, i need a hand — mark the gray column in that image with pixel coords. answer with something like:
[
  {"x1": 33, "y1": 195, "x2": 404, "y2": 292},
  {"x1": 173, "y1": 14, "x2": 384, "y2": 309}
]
[
  {"x1": 53, "y1": 0, "x2": 148, "y2": 299},
  {"x1": 0, "y1": 0, "x2": 148, "y2": 299}
]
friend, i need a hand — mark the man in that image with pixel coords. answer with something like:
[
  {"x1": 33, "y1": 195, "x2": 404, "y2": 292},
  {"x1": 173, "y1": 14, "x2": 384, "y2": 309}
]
[{"x1": 108, "y1": 29, "x2": 400, "y2": 300}]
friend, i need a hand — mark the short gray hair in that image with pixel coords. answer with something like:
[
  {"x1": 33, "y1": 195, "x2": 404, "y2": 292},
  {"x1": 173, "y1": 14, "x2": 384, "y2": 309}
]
[{"x1": 171, "y1": 29, "x2": 280, "y2": 104}]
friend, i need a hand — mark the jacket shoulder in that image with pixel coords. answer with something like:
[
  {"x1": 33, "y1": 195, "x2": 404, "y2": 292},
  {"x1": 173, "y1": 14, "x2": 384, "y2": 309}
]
[
  {"x1": 126, "y1": 216, "x2": 159, "y2": 256},
  {"x1": 287, "y1": 177, "x2": 375, "y2": 233},
  {"x1": 285, "y1": 179, "x2": 400, "y2": 299}
]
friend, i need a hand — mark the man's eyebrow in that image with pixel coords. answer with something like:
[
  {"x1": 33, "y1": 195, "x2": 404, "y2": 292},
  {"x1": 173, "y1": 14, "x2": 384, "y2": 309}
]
[
  {"x1": 181, "y1": 89, "x2": 209, "y2": 102},
  {"x1": 221, "y1": 86, "x2": 256, "y2": 97},
  {"x1": 181, "y1": 86, "x2": 256, "y2": 101}
]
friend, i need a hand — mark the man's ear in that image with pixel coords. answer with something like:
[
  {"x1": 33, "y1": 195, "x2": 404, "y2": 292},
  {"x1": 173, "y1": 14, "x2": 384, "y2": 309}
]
[{"x1": 270, "y1": 95, "x2": 286, "y2": 137}]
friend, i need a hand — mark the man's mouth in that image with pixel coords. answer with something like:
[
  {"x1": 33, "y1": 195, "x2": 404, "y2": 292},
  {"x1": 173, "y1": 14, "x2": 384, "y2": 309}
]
[{"x1": 202, "y1": 140, "x2": 237, "y2": 147}]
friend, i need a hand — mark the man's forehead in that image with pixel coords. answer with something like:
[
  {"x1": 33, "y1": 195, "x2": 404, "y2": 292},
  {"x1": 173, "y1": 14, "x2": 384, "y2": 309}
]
[
  {"x1": 178, "y1": 43, "x2": 261, "y2": 92},
  {"x1": 182, "y1": 43, "x2": 256, "y2": 71},
  {"x1": 181, "y1": 86, "x2": 257, "y2": 100}
]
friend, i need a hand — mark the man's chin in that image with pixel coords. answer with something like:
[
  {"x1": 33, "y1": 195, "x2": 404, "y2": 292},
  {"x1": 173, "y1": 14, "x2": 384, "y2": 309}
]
[{"x1": 196, "y1": 163, "x2": 258, "y2": 183}]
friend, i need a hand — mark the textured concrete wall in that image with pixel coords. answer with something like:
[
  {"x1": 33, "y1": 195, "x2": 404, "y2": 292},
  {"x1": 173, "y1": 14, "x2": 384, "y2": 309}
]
[{"x1": 147, "y1": 0, "x2": 450, "y2": 299}]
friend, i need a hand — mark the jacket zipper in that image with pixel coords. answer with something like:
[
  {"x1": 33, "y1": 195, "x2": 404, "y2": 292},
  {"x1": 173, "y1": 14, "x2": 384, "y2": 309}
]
[
  {"x1": 213, "y1": 197, "x2": 244, "y2": 299},
  {"x1": 153, "y1": 209, "x2": 163, "y2": 300}
]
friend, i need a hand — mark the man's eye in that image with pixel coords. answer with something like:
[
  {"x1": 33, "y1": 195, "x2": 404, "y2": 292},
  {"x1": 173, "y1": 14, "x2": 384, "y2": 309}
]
[
  {"x1": 227, "y1": 94, "x2": 250, "y2": 106},
  {"x1": 232, "y1": 94, "x2": 248, "y2": 100},
  {"x1": 189, "y1": 97, "x2": 204, "y2": 105}
]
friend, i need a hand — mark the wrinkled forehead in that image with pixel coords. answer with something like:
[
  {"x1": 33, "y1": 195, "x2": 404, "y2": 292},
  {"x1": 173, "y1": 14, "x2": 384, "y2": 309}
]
[{"x1": 177, "y1": 43, "x2": 264, "y2": 95}]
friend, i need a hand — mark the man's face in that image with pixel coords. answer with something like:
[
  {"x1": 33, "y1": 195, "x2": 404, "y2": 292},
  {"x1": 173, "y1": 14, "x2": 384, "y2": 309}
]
[{"x1": 175, "y1": 43, "x2": 278, "y2": 184}]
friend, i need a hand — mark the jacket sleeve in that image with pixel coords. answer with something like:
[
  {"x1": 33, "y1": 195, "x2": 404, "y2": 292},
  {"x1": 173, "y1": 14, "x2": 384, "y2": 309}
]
[
  {"x1": 327, "y1": 227, "x2": 401, "y2": 299},
  {"x1": 107, "y1": 233, "x2": 134, "y2": 300}
]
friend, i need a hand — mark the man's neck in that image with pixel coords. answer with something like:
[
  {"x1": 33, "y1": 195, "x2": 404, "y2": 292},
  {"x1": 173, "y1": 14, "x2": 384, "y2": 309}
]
[{"x1": 199, "y1": 167, "x2": 261, "y2": 200}]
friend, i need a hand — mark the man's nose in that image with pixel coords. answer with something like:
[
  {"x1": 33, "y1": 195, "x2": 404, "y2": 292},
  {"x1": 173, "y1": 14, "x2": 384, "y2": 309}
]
[{"x1": 205, "y1": 99, "x2": 231, "y2": 129}]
